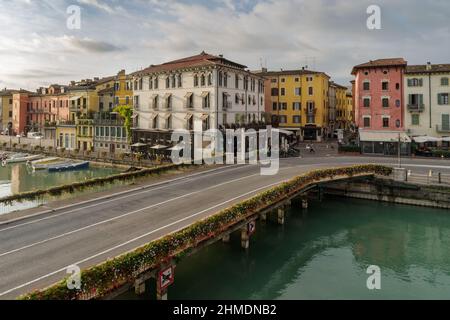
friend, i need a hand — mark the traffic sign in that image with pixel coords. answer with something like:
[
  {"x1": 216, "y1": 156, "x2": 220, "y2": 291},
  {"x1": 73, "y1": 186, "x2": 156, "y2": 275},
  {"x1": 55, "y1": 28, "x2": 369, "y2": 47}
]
[
  {"x1": 158, "y1": 266, "x2": 175, "y2": 290},
  {"x1": 247, "y1": 221, "x2": 256, "y2": 236}
]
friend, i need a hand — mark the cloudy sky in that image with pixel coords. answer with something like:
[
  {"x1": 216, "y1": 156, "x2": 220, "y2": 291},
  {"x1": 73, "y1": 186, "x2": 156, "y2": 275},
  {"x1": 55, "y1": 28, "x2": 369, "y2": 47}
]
[{"x1": 0, "y1": 0, "x2": 449, "y2": 90}]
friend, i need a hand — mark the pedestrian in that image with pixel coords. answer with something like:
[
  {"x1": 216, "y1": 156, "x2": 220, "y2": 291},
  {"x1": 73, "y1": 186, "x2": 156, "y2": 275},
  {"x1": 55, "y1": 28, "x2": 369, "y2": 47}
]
[{"x1": 310, "y1": 145, "x2": 316, "y2": 153}]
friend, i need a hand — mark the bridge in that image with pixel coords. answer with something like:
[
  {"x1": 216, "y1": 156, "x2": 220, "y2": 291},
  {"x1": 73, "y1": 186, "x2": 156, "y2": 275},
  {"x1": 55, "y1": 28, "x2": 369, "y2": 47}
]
[{"x1": 1, "y1": 156, "x2": 450, "y2": 299}]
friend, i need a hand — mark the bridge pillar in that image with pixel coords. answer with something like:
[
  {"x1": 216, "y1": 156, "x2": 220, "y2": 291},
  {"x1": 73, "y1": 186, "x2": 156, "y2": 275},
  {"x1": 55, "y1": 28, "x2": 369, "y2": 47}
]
[
  {"x1": 134, "y1": 277, "x2": 146, "y2": 295},
  {"x1": 302, "y1": 199, "x2": 309, "y2": 209},
  {"x1": 241, "y1": 227, "x2": 250, "y2": 249},
  {"x1": 277, "y1": 207, "x2": 285, "y2": 225},
  {"x1": 157, "y1": 288, "x2": 168, "y2": 301},
  {"x1": 222, "y1": 233, "x2": 231, "y2": 243},
  {"x1": 260, "y1": 212, "x2": 267, "y2": 222}
]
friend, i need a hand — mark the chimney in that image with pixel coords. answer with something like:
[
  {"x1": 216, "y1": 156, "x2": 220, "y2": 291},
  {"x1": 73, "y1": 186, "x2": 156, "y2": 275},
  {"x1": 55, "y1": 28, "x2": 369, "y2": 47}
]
[
  {"x1": 219, "y1": 54, "x2": 223, "y2": 58},
  {"x1": 426, "y1": 62, "x2": 432, "y2": 71}
]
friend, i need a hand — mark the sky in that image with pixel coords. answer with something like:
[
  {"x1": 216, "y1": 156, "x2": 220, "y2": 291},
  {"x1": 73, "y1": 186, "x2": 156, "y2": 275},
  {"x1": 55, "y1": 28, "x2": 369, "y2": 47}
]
[{"x1": 0, "y1": 0, "x2": 449, "y2": 90}]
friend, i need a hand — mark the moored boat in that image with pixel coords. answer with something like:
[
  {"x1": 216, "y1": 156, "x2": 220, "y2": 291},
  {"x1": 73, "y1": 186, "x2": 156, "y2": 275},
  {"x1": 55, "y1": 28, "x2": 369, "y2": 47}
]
[
  {"x1": 47, "y1": 161, "x2": 90, "y2": 172},
  {"x1": 5, "y1": 154, "x2": 44, "y2": 164},
  {"x1": 30, "y1": 157, "x2": 64, "y2": 171}
]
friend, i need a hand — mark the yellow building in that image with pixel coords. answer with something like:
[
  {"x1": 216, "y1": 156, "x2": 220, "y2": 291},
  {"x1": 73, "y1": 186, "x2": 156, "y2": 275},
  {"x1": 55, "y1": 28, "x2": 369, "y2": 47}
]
[
  {"x1": 335, "y1": 84, "x2": 348, "y2": 129},
  {"x1": 258, "y1": 69, "x2": 330, "y2": 141},
  {"x1": 345, "y1": 91, "x2": 354, "y2": 130},
  {"x1": 0, "y1": 89, "x2": 29, "y2": 133},
  {"x1": 56, "y1": 123, "x2": 77, "y2": 150},
  {"x1": 114, "y1": 69, "x2": 133, "y2": 107}
]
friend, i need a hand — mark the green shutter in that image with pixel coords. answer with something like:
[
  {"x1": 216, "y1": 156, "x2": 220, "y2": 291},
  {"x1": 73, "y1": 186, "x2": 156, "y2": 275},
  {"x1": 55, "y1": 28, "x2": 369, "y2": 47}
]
[
  {"x1": 419, "y1": 94, "x2": 423, "y2": 105},
  {"x1": 442, "y1": 114, "x2": 449, "y2": 130}
]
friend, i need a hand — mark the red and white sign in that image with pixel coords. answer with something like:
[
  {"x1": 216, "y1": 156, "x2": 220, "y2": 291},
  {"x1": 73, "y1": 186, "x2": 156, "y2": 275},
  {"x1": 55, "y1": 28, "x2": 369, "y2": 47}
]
[
  {"x1": 247, "y1": 221, "x2": 256, "y2": 236},
  {"x1": 158, "y1": 266, "x2": 175, "y2": 290}
]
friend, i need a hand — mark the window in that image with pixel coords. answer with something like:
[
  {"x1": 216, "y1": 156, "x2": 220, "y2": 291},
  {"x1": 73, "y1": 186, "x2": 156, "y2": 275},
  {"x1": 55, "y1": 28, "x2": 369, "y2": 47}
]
[
  {"x1": 382, "y1": 98, "x2": 389, "y2": 108},
  {"x1": 279, "y1": 103, "x2": 287, "y2": 110},
  {"x1": 208, "y1": 73, "x2": 212, "y2": 86},
  {"x1": 409, "y1": 94, "x2": 423, "y2": 106},
  {"x1": 178, "y1": 74, "x2": 182, "y2": 88},
  {"x1": 293, "y1": 102, "x2": 301, "y2": 110},
  {"x1": 218, "y1": 72, "x2": 223, "y2": 87},
  {"x1": 201, "y1": 74, "x2": 206, "y2": 86},
  {"x1": 166, "y1": 77, "x2": 170, "y2": 89},
  {"x1": 281, "y1": 78, "x2": 285, "y2": 83},
  {"x1": 363, "y1": 117, "x2": 371, "y2": 128},
  {"x1": 396, "y1": 99, "x2": 401, "y2": 107},
  {"x1": 438, "y1": 93, "x2": 449, "y2": 105},
  {"x1": 411, "y1": 114, "x2": 420, "y2": 125},
  {"x1": 407, "y1": 78, "x2": 423, "y2": 87},
  {"x1": 442, "y1": 114, "x2": 450, "y2": 131},
  {"x1": 154, "y1": 77, "x2": 158, "y2": 89},
  {"x1": 308, "y1": 87, "x2": 313, "y2": 95},
  {"x1": 281, "y1": 88, "x2": 285, "y2": 96},
  {"x1": 295, "y1": 88, "x2": 301, "y2": 96},
  {"x1": 235, "y1": 93, "x2": 240, "y2": 104},
  {"x1": 396, "y1": 83, "x2": 400, "y2": 90},
  {"x1": 202, "y1": 93, "x2": 210, "y2": 109},
  {"x1": 279, "y1": 115, "x2": 287, "y2": 124},
  {"x1": 363, "y1": 81, "x2": 370, "y2": 90},
  {"x1": 149, "y1": 77, "x2": 153, "y2": 90},
  {"x1": 272, "y1": 102, "x2": 277, "y2": 111},
  {"x1": 382, "y1": 81, "x2": 389, "y2": 91},
  {"x1": 235, "y1": 74, "x2": 239, "y2": 89},
  {"x1": 295, "y1": 78, "x2": 300, "y2": 82},
  {"x1": 382, "y1": 117, "x2": 389, "y2": 128},
  {"x1": 271, "y1": 79, "x2": 277, "y2": 83},
  {"x1": 363, "y1": 98, "x2": 370, "y2": 108},
  {"x1": 171, "y1": 75, "x2": 176, "y2": 88},
  {"x1": 293, "y1": 116, "x2": 301, "y2": 123},
  {"x1": 271, "y1": 88, "x2": 279, "y2": 96},
  {"x1": 223, "y1": 73, "x2": 228, "y2": 87},
  {"x1": 194, "y1": 74, "x2": 199, "y2": 87},
  {"x1": 441, "y1": 77, "x2": 449, "y2": 86}
]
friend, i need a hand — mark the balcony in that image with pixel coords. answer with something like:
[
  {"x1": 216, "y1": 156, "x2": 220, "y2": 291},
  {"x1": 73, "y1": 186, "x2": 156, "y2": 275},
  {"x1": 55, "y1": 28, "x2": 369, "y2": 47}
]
[
  {"x1": 407, "y1": 104, "x2": 425, "y2": 113},
  {"x1": 306, "y1": 108, "x2": 317, "y2": 116},
  {"x1": 436, "y1": 125, "x2": 450, "y2": 133}
]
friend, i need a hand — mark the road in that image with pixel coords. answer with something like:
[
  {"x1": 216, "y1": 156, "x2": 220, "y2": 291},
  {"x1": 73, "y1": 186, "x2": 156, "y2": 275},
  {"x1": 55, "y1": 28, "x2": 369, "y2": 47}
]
[{"x1": 1, "y1": 156, "x2": 450, "y2": 299}]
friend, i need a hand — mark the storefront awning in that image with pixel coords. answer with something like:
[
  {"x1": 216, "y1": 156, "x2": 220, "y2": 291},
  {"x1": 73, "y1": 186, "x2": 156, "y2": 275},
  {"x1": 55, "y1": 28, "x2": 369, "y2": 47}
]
[
  {"x1": 359, "y1": 131, "x2": 411, "y2": 143},
  {"x1": 413, "y1": 136, "x2": 442, "y2": 143}
]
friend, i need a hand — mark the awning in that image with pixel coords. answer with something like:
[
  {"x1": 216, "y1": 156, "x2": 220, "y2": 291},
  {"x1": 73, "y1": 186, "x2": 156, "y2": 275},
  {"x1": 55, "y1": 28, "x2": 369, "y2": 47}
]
[
  {"x1": 185, "y1": 92, "x2": 193, "y2": 98},
  {"x1": 149, "y1": 113, "x2": 158, "y2": 120},
  {"x1": 151, "y1": 94, "x2": 158, "y2": 99},
  {"x1": 359, "y1": 131, "x2": 411, "y2": 143},
  {"x1": 200, "y1": 114, "x2": 209, "y2": 121},
  {"x1": 164, "y1": 93, "x2": 172, "y2": 99},
  {"x1": 201, "y1": 91, "x2": 210, "y2": 98},
  {"x1": 69, "y1": 96, "x2": 81, "y2": 101},
  {"x1": 131, "y1": 142, "x2": 147, "y2": 147},
  {"x1": 167, "y1": 145, "x2": 184, "y2": 151},
  {"x1": 413, "y1": 136, "x2": 442, "y2": 143},
  {"x1": 160, "y1": 113, "x2": 171, "y2": 119},
  {"x1": 185, "y1": 113, "x2": 193, "y2": 120},
  {"x1": 278, "y1": 129, "x2": 294, "y2": 136},
  {"x1": 151, "y1": 144, "x2": 168, "y2": 150}
]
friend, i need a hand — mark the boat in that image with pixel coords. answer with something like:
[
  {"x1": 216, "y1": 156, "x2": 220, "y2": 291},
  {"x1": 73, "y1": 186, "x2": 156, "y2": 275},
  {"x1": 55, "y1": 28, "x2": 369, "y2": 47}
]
[
  {"x1": 5, "y1": 154, "x2": 44, "y2": 164},
  {"x1": 47, "y1": 161, "x2": 90, "y2": 172},
  {"x1": 31, "y1": 157, "x2": 65, "y2": 171}
]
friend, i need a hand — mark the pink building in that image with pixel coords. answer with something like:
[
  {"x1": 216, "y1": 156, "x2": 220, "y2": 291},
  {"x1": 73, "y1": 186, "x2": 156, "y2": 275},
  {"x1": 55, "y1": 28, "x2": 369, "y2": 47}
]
[
  {"x1": 352, "y1": 58, "x2": 407, "y2": 131},
  {"x1": 12, "y1": 85, "x2": 70, "y2": 136}
]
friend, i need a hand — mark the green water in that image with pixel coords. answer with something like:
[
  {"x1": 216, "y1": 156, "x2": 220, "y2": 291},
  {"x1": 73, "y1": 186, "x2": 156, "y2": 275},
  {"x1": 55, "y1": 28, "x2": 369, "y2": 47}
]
[
  {"x1": 119, "y1": 198, "x2": 450, "y2": 300},
  {"x1": 0, "y1": 163, "x2": 120, "y2": 214}
]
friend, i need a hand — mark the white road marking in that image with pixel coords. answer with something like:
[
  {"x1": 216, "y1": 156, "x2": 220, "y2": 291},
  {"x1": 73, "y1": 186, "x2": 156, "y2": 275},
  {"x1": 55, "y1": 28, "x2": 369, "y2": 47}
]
[
  {"x1": 0, "y1": 164, "x2": 247, "y2": 232},
  {"x1": 0, "y1": 180, "x2": 284, "y2": 297}
]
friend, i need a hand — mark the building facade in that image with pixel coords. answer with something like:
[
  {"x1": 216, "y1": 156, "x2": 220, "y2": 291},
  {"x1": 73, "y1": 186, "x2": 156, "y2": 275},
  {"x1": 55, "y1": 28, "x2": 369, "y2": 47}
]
[
  {"x1": 93, "y1": 113, "x2": 129, "y2": 154},
  {"x1": 132, "y1": 52, "x2": 265, "y2": 146},
  {"x1": 352, "y1": 58, "x2": 407, "y2": 132},
  {"x1": 0, "y1": 89, "x2": 18, "y2": 133},
  {"x1": 404, "y1": 63, "x2": 450, "y2": 137},
  {"x1": 257, "y1": 69, "x2": 330, "y2": 141}
]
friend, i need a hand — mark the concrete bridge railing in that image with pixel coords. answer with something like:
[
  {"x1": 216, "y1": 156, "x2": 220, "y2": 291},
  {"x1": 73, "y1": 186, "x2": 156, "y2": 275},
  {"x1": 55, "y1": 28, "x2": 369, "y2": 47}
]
[{"x1": 20, "y1": 165, "x2": 393, "y2": 300}]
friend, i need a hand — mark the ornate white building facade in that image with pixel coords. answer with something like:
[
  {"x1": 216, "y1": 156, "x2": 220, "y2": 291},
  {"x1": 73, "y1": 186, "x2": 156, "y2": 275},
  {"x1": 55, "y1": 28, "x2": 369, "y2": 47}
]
[{"x1": 131, "y1": 52, "x2": 265, "y2": 145}]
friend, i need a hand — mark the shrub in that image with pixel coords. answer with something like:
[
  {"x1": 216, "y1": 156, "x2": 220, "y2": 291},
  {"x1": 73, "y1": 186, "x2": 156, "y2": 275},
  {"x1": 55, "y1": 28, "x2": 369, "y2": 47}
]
[
  {"x1": 339, "y1": 145, "x2": 360, "y2": 153},
  {"x1": 432, "y1": 149, "x2": 450, "y2": 158}
]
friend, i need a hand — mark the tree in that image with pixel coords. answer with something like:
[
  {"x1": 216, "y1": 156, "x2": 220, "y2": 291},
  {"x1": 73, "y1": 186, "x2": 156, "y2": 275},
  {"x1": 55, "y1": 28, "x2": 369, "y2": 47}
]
[{"x1": 113, "y1": 105, "x2": 133, "y2": 143}]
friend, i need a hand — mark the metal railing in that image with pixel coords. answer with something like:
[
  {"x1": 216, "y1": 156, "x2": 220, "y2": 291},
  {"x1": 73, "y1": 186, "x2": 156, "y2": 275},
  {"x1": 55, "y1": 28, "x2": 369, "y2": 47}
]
[
  {"x1": 407, "y1": 104, "x2": 425, "y2": 112},
  {"x1": 406, "y1": 170, "x2": 450, "y2": 186}
]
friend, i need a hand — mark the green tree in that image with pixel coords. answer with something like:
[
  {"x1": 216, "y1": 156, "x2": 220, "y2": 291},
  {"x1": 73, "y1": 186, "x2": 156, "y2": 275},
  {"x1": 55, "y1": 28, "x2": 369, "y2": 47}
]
[{"x1": 113, "y1": 105, "x2": 133, "y2": 142}]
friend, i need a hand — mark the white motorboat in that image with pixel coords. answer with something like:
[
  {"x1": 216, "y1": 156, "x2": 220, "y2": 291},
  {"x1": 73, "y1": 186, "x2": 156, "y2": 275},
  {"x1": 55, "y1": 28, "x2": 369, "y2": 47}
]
[{"x1": 5, "y1": 154, "x2": 44, "y2": 164}]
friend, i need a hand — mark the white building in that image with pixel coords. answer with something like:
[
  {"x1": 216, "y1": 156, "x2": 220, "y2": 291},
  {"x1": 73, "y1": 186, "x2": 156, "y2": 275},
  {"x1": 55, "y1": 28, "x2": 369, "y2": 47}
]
[
  {"x1": 404, "y1": 63, "x2": 450, "y2": 138},
  {"x1": 131, "y1": 52, "x2": 265, "y2": 145}
]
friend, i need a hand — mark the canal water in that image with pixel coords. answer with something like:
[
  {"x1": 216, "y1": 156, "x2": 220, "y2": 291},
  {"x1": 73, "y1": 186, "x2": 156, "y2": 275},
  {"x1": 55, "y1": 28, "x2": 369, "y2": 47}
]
[
  {"x1": 0, "y1": 163, "x2": 120, "y2": 214},
  {"x1": 118, "y1": 198, "x2": 450, "y2": 300}
]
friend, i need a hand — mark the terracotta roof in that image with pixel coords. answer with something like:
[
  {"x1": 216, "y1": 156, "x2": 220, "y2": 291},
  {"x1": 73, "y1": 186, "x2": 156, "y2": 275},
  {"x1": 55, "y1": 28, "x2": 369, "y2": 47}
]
[
  {"x1": 255, "y1": 69, "x2": 329, "y2": 78},
  {"x1": 97, "y1": 86, "x2": 114, "y2": 95},
  {"x1": 132, "y1": 51, "x2": 248, "y2": 76},
  {"x1": 406, "y1": 64, "x2": 450, "y2": 74},
  {"x1": 351, "y1": 58, "x2": 407, "y2": 74},
  {"x1": 330, "y1": 81, "x2": 348, "y2": 90},
  {"x1": 0, "y1": 89, "x2": 31, "y2": 96}
]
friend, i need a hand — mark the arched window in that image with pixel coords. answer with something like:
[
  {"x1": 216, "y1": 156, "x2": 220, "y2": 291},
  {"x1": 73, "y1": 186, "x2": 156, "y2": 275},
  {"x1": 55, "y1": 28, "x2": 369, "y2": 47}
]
[
  {"x1": 194, "y1": 74, "x2": 199, "y2": 87},
  {"x1": 171, "y1": 75, "x2": 176, "y2": 88},
  {"x1": 177, "y1": 74, "x2": 182, "y2": 88},
  {"x1": 208, "y1": 73, "x2": 212, "y2": 86},
  {"x1": 201, "y1": 74, "x2": 206, "y2": 86},
  {"x1": 165, "y1": 77, "x2": 170, "y2": 89},
  {"x1": 218, "y1": 71, "x2": 223, "y2": 86},
  {"x1": 223, "y1": 72, "x2": 228, "y2": 87}
]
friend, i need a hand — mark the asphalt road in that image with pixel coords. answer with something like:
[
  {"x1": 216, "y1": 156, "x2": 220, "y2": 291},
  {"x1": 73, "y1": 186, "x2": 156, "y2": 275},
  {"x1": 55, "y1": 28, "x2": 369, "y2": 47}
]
[{"x1": 1, "y1": 156, "x2": 450, "y2": 299}]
